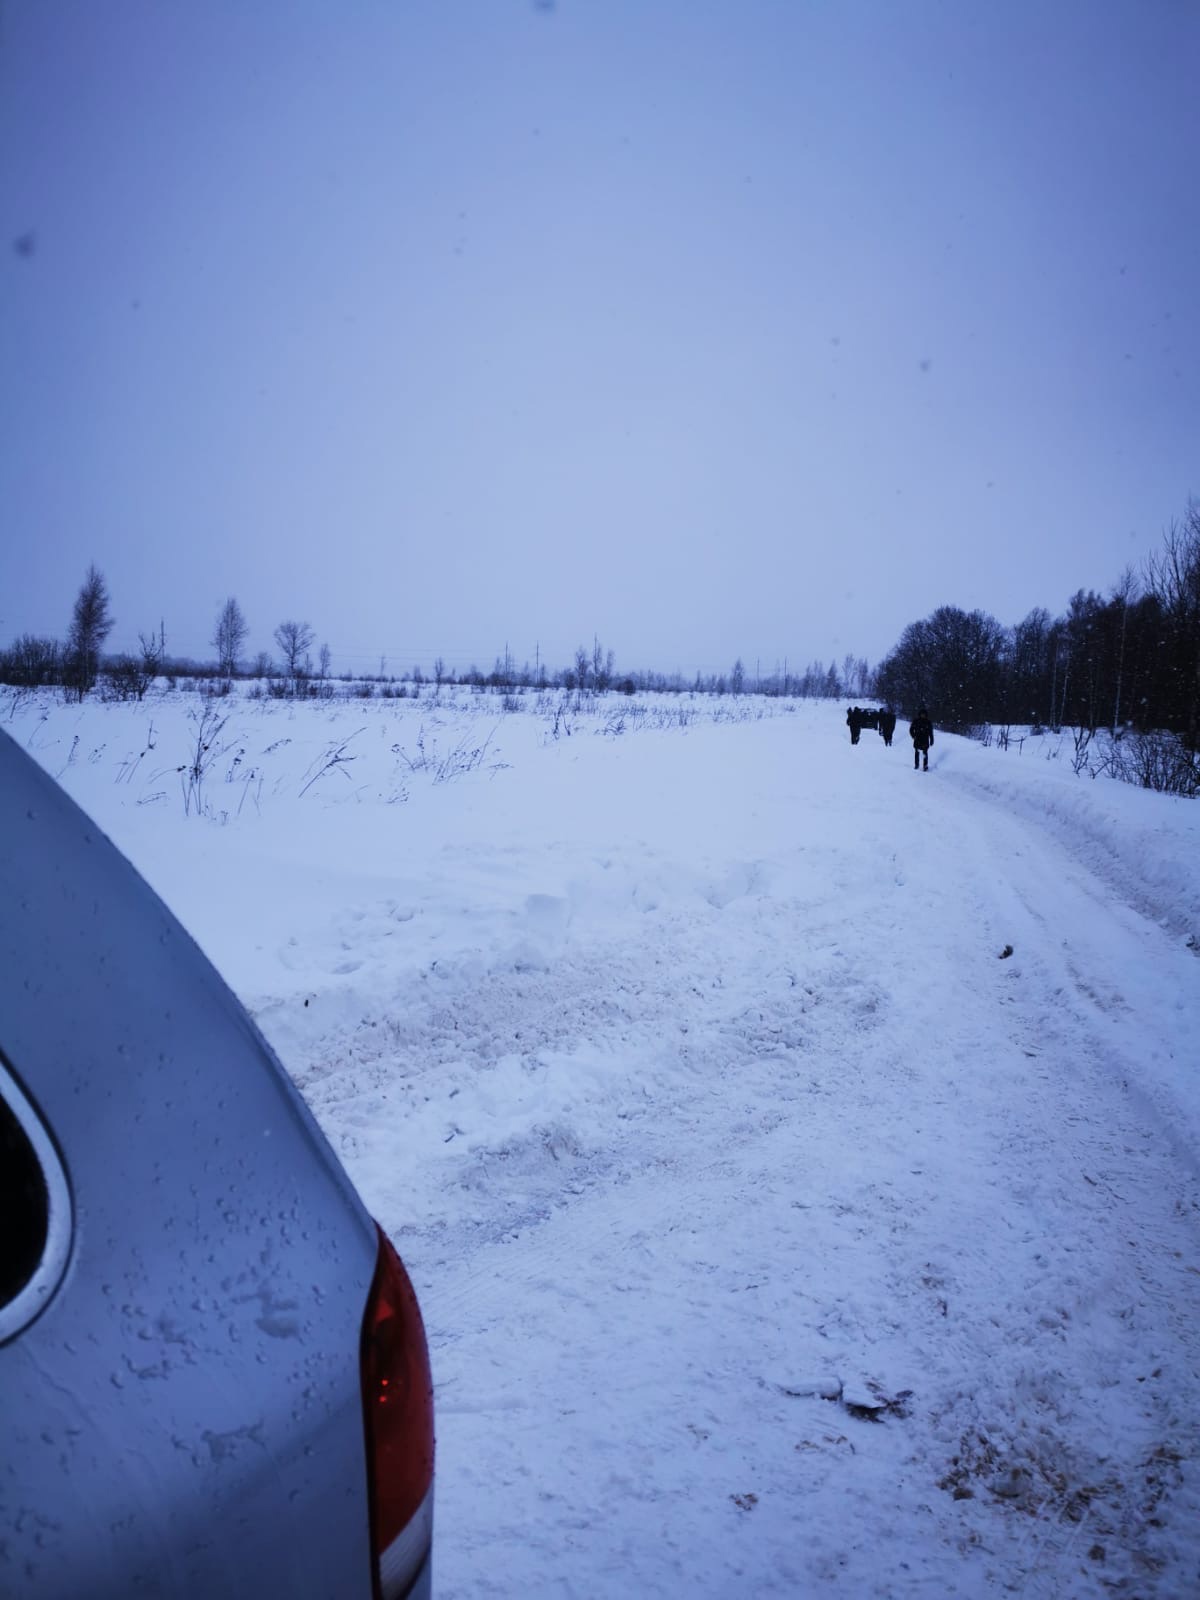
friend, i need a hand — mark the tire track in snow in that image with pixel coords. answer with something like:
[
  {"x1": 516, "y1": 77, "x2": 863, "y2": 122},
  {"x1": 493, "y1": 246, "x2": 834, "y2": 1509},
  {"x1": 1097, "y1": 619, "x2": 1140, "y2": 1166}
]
[{"x1": 894, "y1": 765, "x2": 1200, "y2": 1594}]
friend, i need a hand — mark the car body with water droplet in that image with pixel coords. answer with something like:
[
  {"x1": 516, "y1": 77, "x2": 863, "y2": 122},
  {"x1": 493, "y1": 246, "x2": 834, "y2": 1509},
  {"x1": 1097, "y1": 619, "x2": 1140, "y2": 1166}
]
[{"x1": 0, "y1": 728, "x2": 434, "y2": 1598}]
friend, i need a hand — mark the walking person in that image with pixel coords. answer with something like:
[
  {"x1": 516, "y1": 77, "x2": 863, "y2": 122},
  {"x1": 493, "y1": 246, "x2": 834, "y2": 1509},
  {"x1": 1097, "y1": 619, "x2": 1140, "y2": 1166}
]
[
  {"x1": 909, "y1": 707, "x2": 934, "y2": 770},
  {"x1": 879, "y1": 709, "x2": 896, "y2": 747},
  {"x1": 846, "y1": 706, "x2": 862, "y2": 745}
]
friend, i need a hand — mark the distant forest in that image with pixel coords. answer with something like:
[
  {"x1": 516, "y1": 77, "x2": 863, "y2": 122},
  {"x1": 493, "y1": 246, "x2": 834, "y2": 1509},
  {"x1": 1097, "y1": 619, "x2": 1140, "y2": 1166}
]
[
  {"x1": 875, "y1": 499, "x2": 1200, "y2": 751},
  {"x1": 4, "y1": 501, "x2": 1198, "y2": 766}
]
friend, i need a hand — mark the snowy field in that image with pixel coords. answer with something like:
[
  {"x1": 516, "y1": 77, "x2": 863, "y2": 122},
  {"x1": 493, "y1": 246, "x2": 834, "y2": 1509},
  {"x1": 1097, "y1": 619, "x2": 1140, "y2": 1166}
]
[{"x1": 7, "y1": 685, "x2": 1200, "y2": 1598}]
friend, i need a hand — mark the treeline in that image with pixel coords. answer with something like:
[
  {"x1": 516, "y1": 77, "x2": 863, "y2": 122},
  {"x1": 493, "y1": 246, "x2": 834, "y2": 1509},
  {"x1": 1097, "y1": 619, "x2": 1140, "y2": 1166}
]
[
  {"x1": 0, "y1": 582, "x2": 328, "y2": 702},
  {"x1": 2, "y1": 573, "x2": 878, "y2": 705},
  {"x1": 436, "y1": 651, "x2": 873, "y2": 699},
  {"x1": 876, "y1": 501, "x2": 1200, "y2": 750}
]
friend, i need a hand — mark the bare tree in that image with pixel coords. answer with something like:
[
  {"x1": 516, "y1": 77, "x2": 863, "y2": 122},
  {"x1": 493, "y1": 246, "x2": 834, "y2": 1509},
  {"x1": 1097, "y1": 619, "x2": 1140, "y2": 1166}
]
[
  {"x1": 0, "y1": 634, "x2": 60, "y2": 688},
  {"x1": 212, "y1": 597, "x2": 249, "y2": 679},
  {"x1": 1109, "y1": 566, "x2": 1138, "y2": 734},
  {"x1": 138, "y1": 627, "x2": 164, "y2": 682},
  {"x1": 318, "y1": 642, "x2": 331, "y2": 680},
  {"x1": 273, "y1": 619, "x2": 315, "y2": 692},
  {"x1": 591, "y1": 635, "x2": 614, "y2": 693},
  {"x1": 65, "y1": 564, "x2": 114, "y2": 700},
  {"x1": 1144, "y1": 503, "x2": 1200, "y2": 750},
  {"x1": 573, "y1": 644, "x2": 590, "y2": 692},
  {"x1": 101, "y1": 626, "x2": 165, "y2": 702}
]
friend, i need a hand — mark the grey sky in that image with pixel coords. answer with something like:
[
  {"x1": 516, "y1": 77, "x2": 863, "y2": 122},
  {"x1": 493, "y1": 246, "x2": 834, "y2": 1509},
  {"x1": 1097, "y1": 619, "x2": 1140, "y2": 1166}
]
[{"x1": 2, "y1": 0, "x2": 1197, "y2": 678}]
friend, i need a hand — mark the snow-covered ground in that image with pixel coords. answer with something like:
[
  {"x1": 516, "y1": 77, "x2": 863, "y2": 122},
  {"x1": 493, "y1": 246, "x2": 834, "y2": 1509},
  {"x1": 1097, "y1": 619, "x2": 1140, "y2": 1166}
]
[{"x1": 8, "y1": 686, "x2": 1200, "y2": 1598}]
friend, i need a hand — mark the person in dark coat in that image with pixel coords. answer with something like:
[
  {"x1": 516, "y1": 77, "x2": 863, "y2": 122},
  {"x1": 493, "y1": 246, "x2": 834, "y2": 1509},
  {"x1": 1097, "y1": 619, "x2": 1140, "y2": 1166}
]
[
  {"x1": 909, "y1": 707, "x2": 934, "y2": 770},
  {"x1": 879, "y1": 709, "x2": 897, "y2": 746},
  {"x1": 846, "y1": 706, "x2": 862, "y2": 745}
]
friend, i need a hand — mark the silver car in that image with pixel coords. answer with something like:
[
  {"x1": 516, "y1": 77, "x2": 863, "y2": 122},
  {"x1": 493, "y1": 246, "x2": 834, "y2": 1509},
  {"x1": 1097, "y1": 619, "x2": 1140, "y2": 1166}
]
[{"x1": 0, "y1": 728, "x2": 434, "y2": 1598}]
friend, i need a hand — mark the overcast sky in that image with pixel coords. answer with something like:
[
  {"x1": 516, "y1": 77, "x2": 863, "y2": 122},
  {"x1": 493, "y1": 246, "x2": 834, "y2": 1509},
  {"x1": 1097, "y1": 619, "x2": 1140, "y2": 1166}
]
[{"x1": 2, "y1": 0, "x2": 1197, "y2": 679}]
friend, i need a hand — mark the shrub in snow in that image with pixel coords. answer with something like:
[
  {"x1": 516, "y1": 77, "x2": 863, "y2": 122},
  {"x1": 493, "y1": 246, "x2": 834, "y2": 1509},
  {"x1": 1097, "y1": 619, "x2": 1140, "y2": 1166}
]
[
  {"x1": 299, "y1": 729, "x2": 364, "y2": 797},
  {"x1": 1102, "y1": 730, "x2": 1199, "y2": 797},
  {"x1": 179, "y1": 707, "x2": 233, "y2": 818},
  {"x1": 392, "y1": 723, "x2": 504, "y2": 784},
  {"x1": 100, "y1": 655, "x2": 153, "y2": 703}
]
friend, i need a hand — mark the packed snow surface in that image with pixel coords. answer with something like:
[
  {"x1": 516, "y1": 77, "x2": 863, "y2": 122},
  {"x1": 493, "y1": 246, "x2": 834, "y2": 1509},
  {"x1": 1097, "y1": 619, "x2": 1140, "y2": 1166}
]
[{"x1": 10, "y1": 687, "x2": 1200, "y2": 1597}]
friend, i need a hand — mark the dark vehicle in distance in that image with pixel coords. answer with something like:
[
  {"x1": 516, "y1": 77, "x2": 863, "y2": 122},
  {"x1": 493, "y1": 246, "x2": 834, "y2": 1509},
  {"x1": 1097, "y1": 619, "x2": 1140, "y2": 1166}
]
[{"x1": 0, "y1": 728, "x2": 433, "y2": 1598}]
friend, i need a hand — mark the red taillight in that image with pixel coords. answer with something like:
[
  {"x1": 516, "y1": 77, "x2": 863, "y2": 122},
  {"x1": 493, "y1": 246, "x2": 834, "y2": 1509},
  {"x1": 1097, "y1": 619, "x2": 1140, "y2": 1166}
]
[{"x1": 361, "y1": 1224, "x2": 434, "y2": 1599}]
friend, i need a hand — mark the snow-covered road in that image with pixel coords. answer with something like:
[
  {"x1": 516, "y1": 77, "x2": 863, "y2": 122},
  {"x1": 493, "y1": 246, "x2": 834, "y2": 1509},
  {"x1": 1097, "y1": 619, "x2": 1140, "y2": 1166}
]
[
  {"x1": 388, "y1": 718, "x2": 1199, "y2": 1599},
  {"x1": 13, "y1": 690, "x2": 1200, "y2": 1596}
]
